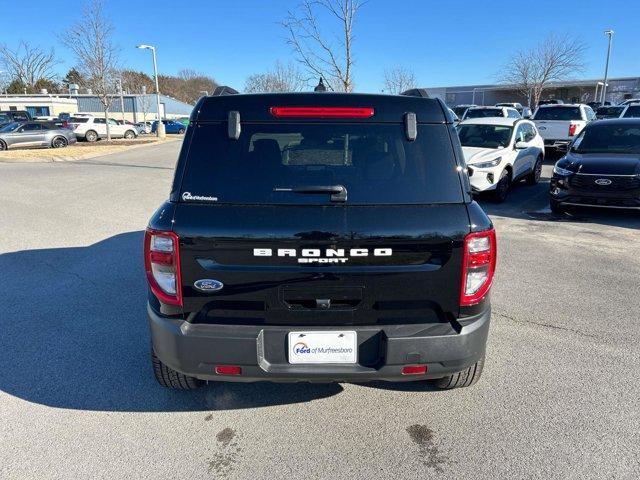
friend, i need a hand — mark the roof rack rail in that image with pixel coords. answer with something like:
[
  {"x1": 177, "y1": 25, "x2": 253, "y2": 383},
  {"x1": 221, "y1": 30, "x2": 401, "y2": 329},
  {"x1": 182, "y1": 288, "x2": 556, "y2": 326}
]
[
  {"x1": 400, "y1": 88, "x2": 430, "y2": 98},
  {"x1": 212, "y1": 86, "x2": 239, "y2": 96}
]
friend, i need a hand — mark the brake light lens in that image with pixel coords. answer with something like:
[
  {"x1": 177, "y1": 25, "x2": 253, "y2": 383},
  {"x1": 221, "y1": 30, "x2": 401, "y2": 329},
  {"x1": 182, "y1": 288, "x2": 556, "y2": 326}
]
[
  {"x1": 568, "y1": 123, "x2": 577, "y2": 136},
  {"x1": 460, "y1": 229, "x2": 497, "y2": 306},
  {"x1": 215, "y1": 365, "x2": 242, "y2": 376},
  {"x1": 270, "y1": 106, "x2": 374, "y2": 118},
  {"x1": 402, "y1": 365, "x2": 427, "y2": 375},
  {"x1": 144, "y1": 229, "x2": 182, "y2": 306}
]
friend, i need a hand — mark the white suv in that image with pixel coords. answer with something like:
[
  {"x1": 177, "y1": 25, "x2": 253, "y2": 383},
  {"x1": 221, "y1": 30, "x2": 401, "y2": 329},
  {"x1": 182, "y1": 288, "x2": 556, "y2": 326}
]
[
  {"x1": 463, "y1": 106, "x2": 522, "y2": 121},
  {"x1": 70, "y1": 116, "x2": 138, "y2": 142},
  {"x1": 457, "y1": 117, "x2": 545, "y2": 202}
]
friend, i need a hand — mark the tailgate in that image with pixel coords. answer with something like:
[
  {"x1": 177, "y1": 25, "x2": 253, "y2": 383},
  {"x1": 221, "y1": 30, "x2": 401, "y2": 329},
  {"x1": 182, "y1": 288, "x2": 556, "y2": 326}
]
[
  {"x1": 174, "y1": 204, "x2": 469, "y2": 326},
  {"x1": 534, "y1": 120, "x2": 570, "y2": 140}
]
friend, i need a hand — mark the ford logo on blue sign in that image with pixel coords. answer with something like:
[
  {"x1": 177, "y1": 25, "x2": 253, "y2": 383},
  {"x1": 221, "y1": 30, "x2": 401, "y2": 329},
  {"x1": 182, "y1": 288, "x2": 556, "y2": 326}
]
[{"x1": 194, "y1": 279, "x2": 224, "y2": 292}]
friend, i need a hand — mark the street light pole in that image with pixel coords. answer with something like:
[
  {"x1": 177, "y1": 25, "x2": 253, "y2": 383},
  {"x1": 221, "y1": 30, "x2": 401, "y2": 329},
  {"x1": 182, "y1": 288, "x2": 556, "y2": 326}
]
[
  {"x1": 601, "y1": 30, "x2": 614, "y2": 106},
  {"x1": 137, "y1": 44, "x2": 165, "y2": 138}
]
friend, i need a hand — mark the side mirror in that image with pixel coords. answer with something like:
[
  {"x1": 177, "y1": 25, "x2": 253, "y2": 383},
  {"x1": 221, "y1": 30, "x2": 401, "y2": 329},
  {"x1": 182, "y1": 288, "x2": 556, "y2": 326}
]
[{"x1": 514, "y1": 141, "x2": 527, "y2": 149}]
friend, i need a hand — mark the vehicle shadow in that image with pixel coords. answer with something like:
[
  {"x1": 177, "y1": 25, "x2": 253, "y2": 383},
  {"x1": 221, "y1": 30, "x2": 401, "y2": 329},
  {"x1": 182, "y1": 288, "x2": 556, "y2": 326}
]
[
  {"x1": 0, "y1": 231, "x2": 342, "y2": 413},
  {"x1": 476, "y1": 158, "x2": 640, "y2": 230}
]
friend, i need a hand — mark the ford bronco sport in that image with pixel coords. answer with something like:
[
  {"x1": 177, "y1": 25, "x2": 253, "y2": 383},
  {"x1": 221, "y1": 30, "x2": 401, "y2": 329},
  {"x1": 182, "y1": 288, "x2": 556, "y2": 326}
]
[{"x1": 145, "y1": 86, "x2": 496, "y2": 389}]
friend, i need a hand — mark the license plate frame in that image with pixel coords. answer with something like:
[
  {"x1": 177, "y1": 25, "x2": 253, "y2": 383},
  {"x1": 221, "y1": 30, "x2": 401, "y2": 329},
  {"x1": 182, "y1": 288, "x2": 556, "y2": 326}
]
[{"x1": 288, "y1": 331, "x2": 357, "y2": 364}]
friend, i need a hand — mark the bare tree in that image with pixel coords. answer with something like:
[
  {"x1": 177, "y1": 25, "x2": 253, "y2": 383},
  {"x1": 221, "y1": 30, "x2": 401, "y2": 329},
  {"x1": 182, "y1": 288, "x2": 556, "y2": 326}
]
[
  {"x1": 61, "y1": 0, "x2": 119, "y2": 140},
  {"x1": 244, "y1": 61, "x2": 307, "y2": 93},
  {"x1": 0, "y1": 41, "x2": 61, "y2": 89},
  {"x1": 383, "y1": 66, "x2": 417, "y2": 94},
  {"x1": 500, "y1": 34, "x2": 586, "y2": 107},
  {"x1": 282, "y1": 0, "x2": 365, "y2": 92}
]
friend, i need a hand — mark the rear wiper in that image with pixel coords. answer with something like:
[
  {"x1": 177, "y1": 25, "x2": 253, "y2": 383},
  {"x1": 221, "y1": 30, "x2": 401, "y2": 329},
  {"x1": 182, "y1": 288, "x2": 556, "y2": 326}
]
[{"x1": 273, "y1": 185, "x2": 347, "y2": 202}]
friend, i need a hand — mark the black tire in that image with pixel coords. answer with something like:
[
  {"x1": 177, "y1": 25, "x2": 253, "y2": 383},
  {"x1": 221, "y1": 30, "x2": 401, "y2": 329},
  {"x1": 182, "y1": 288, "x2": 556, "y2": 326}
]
[
  {"x1": 550, "y1": 198, "x2": 565, "y2": 215},
  {"x1": 151, "y1": 348, "x2": 203, "y2": 389},
  {"x1": 435, "y1": 356, "x2": 484, "y2": 389},
  {"x1": 51, "y1": 136, "x2": 68, "y2": 148},
  {"x1": 492, "y1": 169, "x2": 511, "y2": 203},
  {"x1": 85, "y1": 130, "x2": 98, "y2": 142},
  {"x1": 178, "y1": 128, "x2": 185, "y2": 134},
  {"x1": 0, "y1": 140, "x2": 6, "y2": 151},
  {"x1": 124, "y1": 129, "x2": 136, "y2": 139},
  {"x1": 526, "y1": 155, "x2": 543, "y2": 185}
]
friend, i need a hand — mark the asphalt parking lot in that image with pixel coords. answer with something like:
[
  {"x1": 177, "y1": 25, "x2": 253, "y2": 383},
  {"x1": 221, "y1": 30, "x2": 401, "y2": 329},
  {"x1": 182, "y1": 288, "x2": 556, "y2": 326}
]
[{"x1": 1, "y1": 142, "x2": 639, "y2": 479}]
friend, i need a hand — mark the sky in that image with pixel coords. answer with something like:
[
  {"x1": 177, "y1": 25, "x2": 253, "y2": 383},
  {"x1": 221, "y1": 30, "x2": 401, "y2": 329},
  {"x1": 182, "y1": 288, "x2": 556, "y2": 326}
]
[{"x1": 2, "y1": 0, "x2": 639, "y2": 93}]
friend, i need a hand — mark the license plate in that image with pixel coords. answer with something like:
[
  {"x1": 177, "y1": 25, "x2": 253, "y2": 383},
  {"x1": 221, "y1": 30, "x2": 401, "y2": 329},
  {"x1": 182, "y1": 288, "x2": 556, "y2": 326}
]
[{"x1": 288, "y1": 331, "x2": 357, "y2": 364}]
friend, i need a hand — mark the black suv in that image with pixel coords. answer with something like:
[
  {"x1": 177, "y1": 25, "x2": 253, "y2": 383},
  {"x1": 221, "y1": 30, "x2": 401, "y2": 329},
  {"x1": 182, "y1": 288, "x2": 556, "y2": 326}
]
[{"x1": 145, "y1": 87, "x2": 496, "y2": 390}]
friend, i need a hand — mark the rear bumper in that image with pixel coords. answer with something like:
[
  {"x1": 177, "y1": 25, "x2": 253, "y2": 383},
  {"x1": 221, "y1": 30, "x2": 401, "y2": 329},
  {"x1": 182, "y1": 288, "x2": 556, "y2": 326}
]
[{"x1": 148, "y1": 304, "x2": 491, "y2": 383}]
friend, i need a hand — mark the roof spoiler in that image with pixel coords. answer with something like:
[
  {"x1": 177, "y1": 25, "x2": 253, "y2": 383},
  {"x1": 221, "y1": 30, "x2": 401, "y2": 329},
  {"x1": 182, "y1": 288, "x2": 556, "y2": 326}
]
[
  {"x1": 400, "y1": 88, "x2": 429, "y2": 98},
  {"x1": 212, "y1": 86, "x2": 239, "y2": 96}
]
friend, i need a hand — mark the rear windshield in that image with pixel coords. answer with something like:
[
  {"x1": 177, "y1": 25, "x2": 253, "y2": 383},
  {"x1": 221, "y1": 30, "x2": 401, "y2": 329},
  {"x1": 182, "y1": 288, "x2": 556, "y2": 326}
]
[
  {"x1": 534, "y1": 107, "x2": 582, "y2": 120},
  {"x1": 465, "y1": 108, "x2": 503, "y2": 119},
  {"x1": 596, "y1": 106, "x2": 624, "y2": 118},
  {"x1": 180, "y1": 123, "x2": 463, "y2": 205}
]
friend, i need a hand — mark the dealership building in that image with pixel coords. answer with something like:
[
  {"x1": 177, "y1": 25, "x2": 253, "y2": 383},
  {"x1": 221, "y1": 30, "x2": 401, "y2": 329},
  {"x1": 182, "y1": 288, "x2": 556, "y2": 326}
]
[
  {"x1": 425, "y1": 76, "x2": 640, "y2": 107},
  {"x1": 0, "y1": 92, "x2": 194, "y2": 122}
]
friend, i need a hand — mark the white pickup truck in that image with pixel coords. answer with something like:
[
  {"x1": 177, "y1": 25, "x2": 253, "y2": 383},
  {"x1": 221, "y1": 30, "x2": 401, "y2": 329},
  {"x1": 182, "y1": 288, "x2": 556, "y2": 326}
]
[{"x1": 532, "y1": 104, "x2": 595, "y2": 151}]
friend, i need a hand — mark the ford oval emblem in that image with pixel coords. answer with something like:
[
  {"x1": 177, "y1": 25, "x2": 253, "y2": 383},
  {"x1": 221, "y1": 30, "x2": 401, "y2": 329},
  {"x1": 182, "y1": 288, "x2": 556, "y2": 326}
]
[
  {"x1": 594, "y1": 178, "x2": 612, "y2": 186},
  {"x1": 193, "y1": 279, "x2": 224, "y2": 292}
]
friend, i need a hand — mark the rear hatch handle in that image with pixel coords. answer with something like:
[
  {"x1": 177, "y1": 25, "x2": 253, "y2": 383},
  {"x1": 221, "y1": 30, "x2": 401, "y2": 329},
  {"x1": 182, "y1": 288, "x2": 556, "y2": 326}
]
[{"x1": 274, "y1": 185, "x2": 347, "y2": 202}]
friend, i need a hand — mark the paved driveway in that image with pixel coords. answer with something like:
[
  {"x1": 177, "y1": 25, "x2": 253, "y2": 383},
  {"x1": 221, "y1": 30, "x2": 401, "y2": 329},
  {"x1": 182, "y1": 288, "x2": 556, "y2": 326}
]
[{"x1": 1, "y1": 142, "x2": 639, "y2": 479}]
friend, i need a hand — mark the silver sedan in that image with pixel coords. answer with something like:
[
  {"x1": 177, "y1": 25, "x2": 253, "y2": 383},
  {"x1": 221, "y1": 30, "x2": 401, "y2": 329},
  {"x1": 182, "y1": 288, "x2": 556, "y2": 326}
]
[{"x1": 0, "y1": 122, "x2": 77, "y2": 150}]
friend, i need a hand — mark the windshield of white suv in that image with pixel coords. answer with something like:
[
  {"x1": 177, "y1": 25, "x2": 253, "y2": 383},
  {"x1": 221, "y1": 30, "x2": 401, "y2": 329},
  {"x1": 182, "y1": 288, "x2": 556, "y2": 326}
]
[{"x1": 457, "y1": 124, "x2": 513, "y2": 148}]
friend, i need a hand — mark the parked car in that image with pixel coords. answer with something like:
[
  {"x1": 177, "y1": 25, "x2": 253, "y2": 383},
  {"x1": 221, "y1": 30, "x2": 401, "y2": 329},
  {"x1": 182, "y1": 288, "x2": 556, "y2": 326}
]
[
  {"x1": 532, "y1": 104, "x2": 595, "y2": 152},
  {"x1": 496, "y1": 103, "x2": 533, "y2": 118},
  {"x1": 549, "y1": 118, "x2": 640, "y2": 213},
  {"x1": 0, "y1": 110, "x2": 33, "y2": 127},
  {"x1": 452, "y1": 104, "x2": 477, "y2": 120},
  {"x1": 0, "y1": 121, "x2": 77, "y2": 150},
  {"x1": 618, "y1": 98, "x2": 640, "y2": 106},
  {"x1": 538, "y1": 99, "x2": 564, "y2": 106},
  {"x1": 145, "y1": 89, "x2": 495, "y2": 390},
  {"x1": 463, "y1": 106, "x2": 521, "y2": 120},
  {"x1": 135, "y1": 121, "x2": 153, "y2": 134},
  {"x1": 458, "y1": 118, "x2": 545, "y2": 202},
  {"x1": 595, "y1": 106, "x2": 625, "y2": 119},
  {"x1": 152, "y1": 119, "x2": 186, "y2": 134},
  {"x1": 588, "y1": 101, "x2": 611, "y2": 109},
  {"x1": 70, "y1": 116, "x2": 138, "y2": 141}
]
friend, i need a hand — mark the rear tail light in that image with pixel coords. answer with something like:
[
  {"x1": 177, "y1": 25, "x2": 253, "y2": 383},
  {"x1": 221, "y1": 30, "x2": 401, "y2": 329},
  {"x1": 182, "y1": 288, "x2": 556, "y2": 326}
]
[
  {"x1": 460, "y1": 229, "x2": 497, "y2": 306},
  {"x1": 568, "y1": 123, "x2": 577, "y2": 136},
  {"x1": 144, "y1": 229, "x2": 182, "y2": 306},
  {"x1": 270, "y1": 106, "x2": 374, "y2": 118}
]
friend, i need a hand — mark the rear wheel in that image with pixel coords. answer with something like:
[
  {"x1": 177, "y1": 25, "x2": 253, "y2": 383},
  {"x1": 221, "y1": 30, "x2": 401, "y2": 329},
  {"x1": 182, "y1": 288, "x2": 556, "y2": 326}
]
[
  {"x1": 151, "y1": 348, "x2": 203, "y2": 389},
  {"x1": 492, "y1": 169, "x2": 511, "y2": 203},
  {"x1": 124, "y1": 129, "x2": 136, "y2": 139},
  {"x1": 0, "y1": 140, "x2": 6, "y2": 151},
  {"x1": 526, "y1": 155, "x2": 543, "y2": 185},
  {"x1": 52, "y1": 136, "x2": 68, "y2": 148},
  {"x1": 178, "y1": 128, "x2": 185, "y2": 134},
  {"x1": 435, "y1": 356, "x2": 484, "y2": 389},
  {"x1": 550, "y1": 198, "x2": 565, "y2": 215},
  {"x1": 85, "y1": 130, "x2": 98, "y2": 142}
]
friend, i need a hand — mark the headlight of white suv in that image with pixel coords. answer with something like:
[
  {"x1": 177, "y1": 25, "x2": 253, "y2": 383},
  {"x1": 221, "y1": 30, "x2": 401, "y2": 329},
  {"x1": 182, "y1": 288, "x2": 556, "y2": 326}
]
[
  {"x1": 473, "y1": 157, "x2": 502, "y2": 169},
  {"x1": 553, "y1": 164, "x2": 574, "y2": 176}
]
